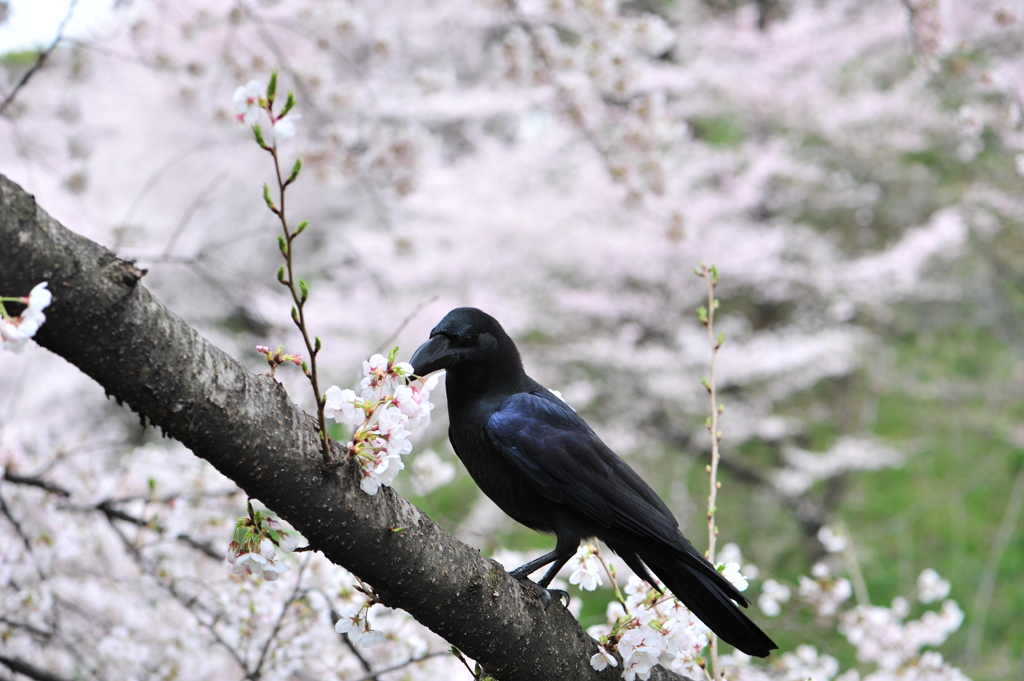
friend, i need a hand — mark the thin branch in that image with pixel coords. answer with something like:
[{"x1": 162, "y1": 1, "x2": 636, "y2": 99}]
[
  {"x1": 2, "y1": 469, "x2": 71, "y2": 497},
  {"x1": 252, "y1": 556, "x2": 310, "y2": 678},
  {"x1": 0, "y1": 655, "x2": 73, "y2": 681},
  {"x1": 341, "y1": 633, "x2": 379, "y2": 681},
  {"x1": 349, "y1": 650, "x2": 451, "y2": 681},
  {"x1": 374, "y1": 295, "x2": 440, "y2": 356},
  {"x1": 101, "y1": 512, "x2": 251, "y2": 673},
  {"x1": 161, "y1": 173, "x2": 230, "y2": 259},
  {"x1": 0, "y1": 489, "x2": 37, "y2": 557},
  {"x1": 0, "y1": 0, "x2": 79, "y2": 117},
  {"x1": 965, "y1": 459, "x2": 1024, "y2": 660},
  {"x1": 697, "y1": 264, "x2": 724, "y2": 678},
  {"x1": 92, "y1": 499, "x2": 222, "y2": 560},
  {"x1": 0, "y1": 616, "x2": 55, "y2": 643}
]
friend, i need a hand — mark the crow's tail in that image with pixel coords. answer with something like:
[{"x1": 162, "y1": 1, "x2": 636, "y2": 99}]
[{"x1": 638, "y1": 548, "x2": 778, "y2": 658}]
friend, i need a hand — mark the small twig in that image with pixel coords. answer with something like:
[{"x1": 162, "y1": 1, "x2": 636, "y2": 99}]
[{"x1": 0, "y1": 0, "x2": 79, "y2": 116}]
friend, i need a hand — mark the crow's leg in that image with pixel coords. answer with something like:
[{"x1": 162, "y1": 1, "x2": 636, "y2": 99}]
[
  {"x1": 508, "y1": 533, "x2": 579, "y2": 586},
  {"x1": 507, "y1": 535, "x2": 578, "y2": 608},
  {"x1": 508, "y1": 550, "x2": 560, "y2": 581}
]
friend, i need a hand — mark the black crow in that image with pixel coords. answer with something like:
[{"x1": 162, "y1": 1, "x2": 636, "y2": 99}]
[{"x1": 410, "y1": 307, "x2": 776, "y2": 657}]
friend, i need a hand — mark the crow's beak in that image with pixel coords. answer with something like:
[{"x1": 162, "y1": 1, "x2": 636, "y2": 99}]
[{"x1": 410, "y1": 335, "x2": 454, "y2": 377}]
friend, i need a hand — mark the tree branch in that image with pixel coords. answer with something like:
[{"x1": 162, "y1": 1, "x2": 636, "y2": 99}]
[{"x1": 0, "y1": 173, "x2": 684, "y2": 681}]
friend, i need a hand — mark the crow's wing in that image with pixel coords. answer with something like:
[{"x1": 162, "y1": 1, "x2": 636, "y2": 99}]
[{"x1": 486, "y1": 390, "x2": 685, "y2": 549}]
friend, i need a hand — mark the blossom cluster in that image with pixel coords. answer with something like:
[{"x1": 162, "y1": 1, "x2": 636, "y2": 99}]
[
  {"x1": 584, "y1": 548, "x2": 749, "y2": 680},
  {"x1": 324, "y1": 349, "x2": 437, "y2": 495},
  {"x1": 1, "y1": 282, "x2": 52, "y2": 352},
  {"x1": 233, "y1": 78, "x2": 300, "y2": 144},
  {"x1": 226, "y1": 502, "x2": 301, "y2": 582},
  {"x1": 334, "y1": 601, "x2": 387, "y2": 648},
  {"x1": 579, "y1": 536, "x2": 970, "y2": 681},
  {"x1": 839, "y1": 596, "x2": 965, "y2": 673}
]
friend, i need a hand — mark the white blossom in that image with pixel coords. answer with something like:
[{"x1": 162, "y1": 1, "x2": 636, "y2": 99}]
[
  {"x1": 567, "y1": 545, "x2": 603, "y2": 591},
  {"x1": 758, "y1": 578, "x2": 792, "y2": 618},
  {"x1": 718, "y1": 561, "x2": 749, "y2": 592},
  {"x1": 271, "y1": 113, "x2": 301, "y2": 143},
  {"x1": 232, "y1": 80, "x2": 262, "y2": 125},
  {"x1": 410, "y1": 449, "x2": 456, "y2": 495},
  {"x1": 590, "y1": 644, "x2": 618, "y2": 671},
  {"x1": 818, "y1": 525, "x2": 849, "y2": 553},
  {"x1": 324, "y1": 386, "x2": 366, "y2": 427},
  {"x1": 917, "y1": 568, "x2": 951, "y2": 604},
  {"x1": 24, "y1": 282, "x2": 52, "y2": 322},
  {"x1": 618, "y1": 627, "x2": 662, "y2": 681}
]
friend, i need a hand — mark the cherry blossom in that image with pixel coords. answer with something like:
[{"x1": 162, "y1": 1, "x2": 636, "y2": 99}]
[
  {"x1": 617, "y1": 627, "x2": 662, "y2": 681},
  {"x1": 567, "y1": 544, "x2": 603, "y2": 591},
  {"x1": 323, "y1": 386, "x2": 367, "y2": 427},
  {"x1": 818, "y1": 526, "x2": 849, "y2": 554},
  {"x1": 233, "y1": 80, "x2": 263, "y2": 125},
  {"x1": 590, "y1": 644, "x2": 617, "y2": 670},
  {"x1": 270, "y1": 113, "x2": 301, "y2": 144},
  {"x1": 917, "y1": 568, "x2": 951, "y2": 604},
  {"x1": 1, "y1": 282, "x2": 52, "y2": 352},
  {"x1": 410, "y1": 449, "x2": 456, "y2": 496},
  {"x1": 758, "y1": 578, "x2": 792, "y2": 618},
  {"x1": 718, "y1": 561, "x2": 749, "y2": 592}
]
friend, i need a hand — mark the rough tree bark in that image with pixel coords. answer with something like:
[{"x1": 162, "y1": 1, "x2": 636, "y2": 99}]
[{"x1": 0, "y1": 174, "x2": 686, "y2": 681}]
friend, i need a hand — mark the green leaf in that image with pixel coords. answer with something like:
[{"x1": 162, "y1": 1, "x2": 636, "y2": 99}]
[
  {"x1": 299, "y1": 278, "x2": 309, "y2": 302},
  {"x1": 266, "y1": 71, "x2": 278, "y2": 102},
  {"x1": 263, "y1": 183, "x2": 275, "y2": 210},
  {"x1": 280, "y1": 91, "x2": 296, "y2": 118},
  {"x1": 287, "y1": 157, "x2": 302, "y2": 185},
  {"x1": 295, "y1": 220, "x2": 309, "y2": 235},
  {"x1": 253, "y1": 124, "x2": 267, "y2": 148},
  {"x1": 277, "y1": 234, "x2": 288, "y2": 255},
  {"x1": 276, "y1": 266, "x2": 286, "y2": 284}
]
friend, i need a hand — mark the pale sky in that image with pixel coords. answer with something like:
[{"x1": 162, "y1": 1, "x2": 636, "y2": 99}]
[{"x1": 0, "y1": 0, "x2": 118, "y2": 54}]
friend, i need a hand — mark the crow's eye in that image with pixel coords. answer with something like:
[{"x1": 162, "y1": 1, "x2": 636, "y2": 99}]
[{"x1": 452, "y1": 333, "x2": 477, "y2": 348}]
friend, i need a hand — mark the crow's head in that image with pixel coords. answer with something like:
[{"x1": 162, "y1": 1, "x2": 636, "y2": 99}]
[{"x1": 410, "y1": 307, "x2": 523, "y2": 382}]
